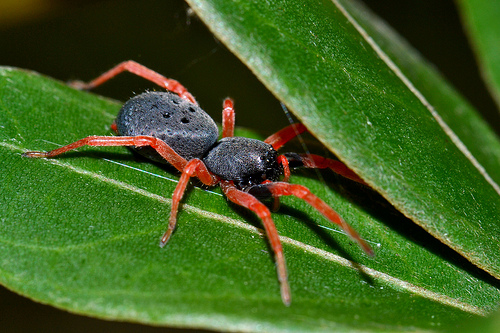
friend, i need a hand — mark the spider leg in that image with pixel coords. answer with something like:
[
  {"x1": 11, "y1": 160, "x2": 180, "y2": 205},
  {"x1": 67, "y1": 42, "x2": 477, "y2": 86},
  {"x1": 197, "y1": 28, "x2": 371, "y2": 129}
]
[
  {"x1": 160, "y1": 159, "x2": 218, "y2": 247},
  {"x1": 222, "y1": 98, "x2": 235, "y2": 138},
  {"x1": 265, "y1": 124, "x2": 365, "y2": 185},
  {"x1": 69, "y1": 60, "x2": 197, "y2": 104},
  {"x1": 22, "y1": 136, "x2": 218, "y2": 246},
  {"x1": 277, "y1": 155, "x2": 291, "y2": 182},
  {"x1": 22, "y1": 135, "x2": 190, "y2": 172},
  {"x1": 259, "y1": 182, "x2": 374, "y2": 256},
  {"x1": 264, "y1": 123, "x2": 307, "y2": 150},
  {"x1": 285, "y1": 153, "x2": 366, "y2": 185},
  {"x1": 265, "y1": 155, "x2": 292, "y2": 212},
  {"x1": 220, "y1": 180, "x2": 291, "y2": 306},
  {"x1": 110, "y1": 121, "x2": 118, "y2": 133}
]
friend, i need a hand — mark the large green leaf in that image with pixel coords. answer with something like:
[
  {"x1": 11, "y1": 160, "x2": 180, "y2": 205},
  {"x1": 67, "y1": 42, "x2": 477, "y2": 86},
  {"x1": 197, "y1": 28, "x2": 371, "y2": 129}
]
[
  {"x1": 0, "y1": 65, "x2": 498, "y2": 330},
  {"x1": 342, "y1": 0, "x2": 500, "y2": 190},
  {"x1": 456, "y1": 0, "x2": 500, "y2": 109},
  {"x1": 185, "y1": 0, "x2": 500, "y2": 281}
]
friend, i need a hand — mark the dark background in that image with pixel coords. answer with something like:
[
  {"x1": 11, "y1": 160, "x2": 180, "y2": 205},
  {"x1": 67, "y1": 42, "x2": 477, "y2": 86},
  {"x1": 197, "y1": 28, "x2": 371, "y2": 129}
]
[{"x1": 1, "y1": 0, "x2": 498, "y2": 332}]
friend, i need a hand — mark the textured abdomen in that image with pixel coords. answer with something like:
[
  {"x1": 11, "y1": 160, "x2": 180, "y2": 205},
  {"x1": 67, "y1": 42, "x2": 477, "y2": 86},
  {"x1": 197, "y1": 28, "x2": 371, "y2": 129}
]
[{"x1": 115, "y1": 91, "x2": 218, "y2": 161}]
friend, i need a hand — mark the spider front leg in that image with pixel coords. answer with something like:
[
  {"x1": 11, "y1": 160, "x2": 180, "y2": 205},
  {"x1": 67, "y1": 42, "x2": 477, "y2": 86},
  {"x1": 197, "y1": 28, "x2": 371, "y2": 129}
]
[
  {"x1": 266, "y1": 123, "x2": 366, "y2": 185},
  {"x1": 22, "y1": 135, "x2": 190, "y2": 171},
  {"x1": 69, "y1": 60, "x2": 197, "y2": 104},
  {"x1": 284, "y1": 153, "x2": 367, "y2": 185},
  {"x1": 220, "y1": 180, "x2": 292, "y2": 306},
  {"x1": 264, "y1": 123, "x2": 308, "y2": 150}
]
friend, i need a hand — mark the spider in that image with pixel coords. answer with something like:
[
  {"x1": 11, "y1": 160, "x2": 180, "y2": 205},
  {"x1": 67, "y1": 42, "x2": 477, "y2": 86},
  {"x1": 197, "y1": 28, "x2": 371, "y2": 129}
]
[{"x1": 23, "y1": 61, "x2": 373, "y2": 306}]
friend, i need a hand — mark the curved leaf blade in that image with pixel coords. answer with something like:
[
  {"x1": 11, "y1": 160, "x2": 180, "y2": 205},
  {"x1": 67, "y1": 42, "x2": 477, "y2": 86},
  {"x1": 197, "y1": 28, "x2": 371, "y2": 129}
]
[
  {"x1": 186, "y1": 0, "x2": 500, "y2": 280},
  {"x1": 457, "y1": 0, "x2": 500, "y2": 110},
  {"x1": 1, "y1": 63, "x2": 499, "y2": 331},
  {"x1": 342, "y1": 0, "x2": 500, "y2": 192}
]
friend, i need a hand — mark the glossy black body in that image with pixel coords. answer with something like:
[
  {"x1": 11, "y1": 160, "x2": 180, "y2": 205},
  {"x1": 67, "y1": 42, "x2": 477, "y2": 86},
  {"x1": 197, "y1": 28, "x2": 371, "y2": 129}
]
[{"x1": 203, "y1": 137, "x2": 281, "y2": 190}]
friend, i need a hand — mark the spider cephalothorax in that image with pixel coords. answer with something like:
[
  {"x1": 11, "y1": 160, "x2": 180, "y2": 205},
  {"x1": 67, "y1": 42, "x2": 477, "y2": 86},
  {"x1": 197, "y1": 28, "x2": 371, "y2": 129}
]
[{"x1": 203, "y1": 136, "x2": 282, "y2": 190}]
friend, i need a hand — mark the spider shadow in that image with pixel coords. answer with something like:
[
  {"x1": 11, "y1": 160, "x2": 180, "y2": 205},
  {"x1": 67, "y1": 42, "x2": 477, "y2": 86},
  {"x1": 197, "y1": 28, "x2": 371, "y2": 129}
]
[
  {"x1": 225, "y1": 192, "x2": 376, "y2": 285},
  {"x1": 277, "y1": 203, "x2": 376, "y2": 284},
  {"x1": 306, "y1": 168, "x2": 500, "y2": 289}
]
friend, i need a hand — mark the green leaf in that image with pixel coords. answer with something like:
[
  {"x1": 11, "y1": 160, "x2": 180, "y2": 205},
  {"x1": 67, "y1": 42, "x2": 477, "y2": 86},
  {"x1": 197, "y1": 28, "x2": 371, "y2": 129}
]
[
  {"x1": 459, "y1": 309, "x2": 500, "y2": 333},
  {"x1": 185, "y1": 0, "x2": 500, "y2": 282},
  {"x1": 0, "y1": 65, "x2": 498, "y2": 330},
  {"x1": 342, "y1": 0, "x2": 500, "y2": 191},
  {"x1": 2, "y1": 0, "x2": 500, "y2": 329},
  {"x1": 456, "y1": 0, "x2": 500, "y2": 109}
]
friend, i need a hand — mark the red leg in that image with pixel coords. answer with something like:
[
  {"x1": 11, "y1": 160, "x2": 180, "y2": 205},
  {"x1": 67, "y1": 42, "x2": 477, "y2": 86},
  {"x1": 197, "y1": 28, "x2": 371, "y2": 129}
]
[
  {"x1": 22, "y1": 135, "x2": 189, "y2": 172},
  {"x1": 23, "y1": 136, "x2": 219, "y2": 247},
  {"x1": 261, "y1": 182, "x2": 374, "y2": 256},
  {"x1": 266, "y1": 124, "x2": 365, "y2": 185},
  {"x1": 220, "y1": 180, "x2": 291, "y2": 306},
  {"x1": 267, "y1": 155, "x2": 292, "y2": 211},
  {"x1": 110, "y1": 121, "x2": 118, "y2": 133},
  {"x1": 69, "y1": 60, "x2": 197, "y2": 104},
  {"x1": 160, "y1": 159, "x2": 218, "y2": 247},
  {"x1": 277, "y1": 155, "x2": 291, "y2": 182},
  {"x1": 291, "y1": 154, "x2": 366, "y2": 185},
  {"x1": 264, "y1": 123, "x2": 307, "y2": 150},
  {"x1": 222, "y1": 98, "x2": 235, "y2": 138}
]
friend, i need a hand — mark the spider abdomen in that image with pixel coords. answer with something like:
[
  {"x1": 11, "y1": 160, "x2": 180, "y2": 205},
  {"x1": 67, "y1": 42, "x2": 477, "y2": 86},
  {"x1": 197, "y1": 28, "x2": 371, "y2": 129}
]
[
  {"x1": 115, "y1": 91, "x2": 219, "y2": 161},
  {"x1": 203, "y1": 137, "x2": 282, "y2": 190}
]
